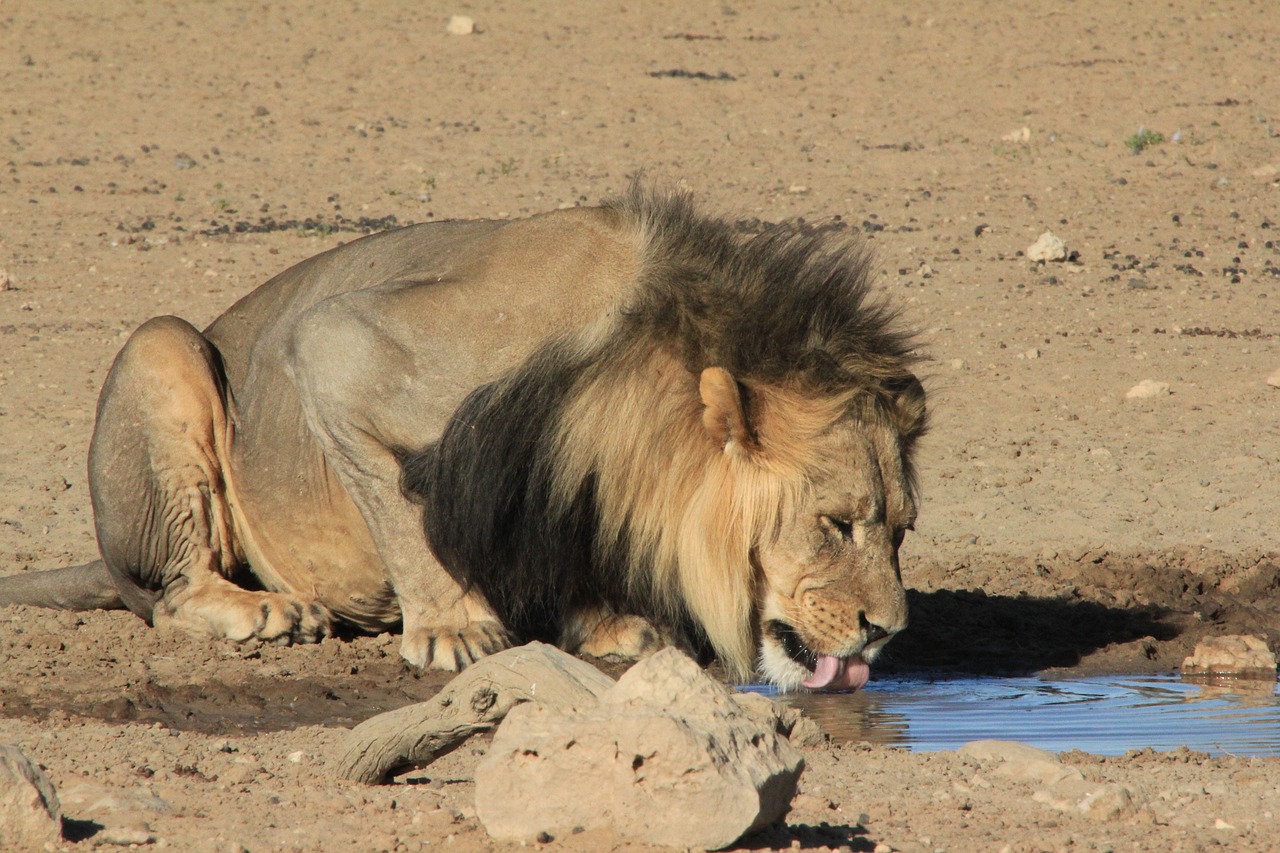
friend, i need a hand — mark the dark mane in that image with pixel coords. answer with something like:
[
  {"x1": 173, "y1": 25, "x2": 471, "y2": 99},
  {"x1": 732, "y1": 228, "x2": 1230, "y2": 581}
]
[{"x1": 606, "y1": 182, "x2": 921, "y2": 394}]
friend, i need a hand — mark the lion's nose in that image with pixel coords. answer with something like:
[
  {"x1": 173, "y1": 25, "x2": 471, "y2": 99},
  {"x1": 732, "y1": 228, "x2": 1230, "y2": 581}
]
[{"x1": 859, "y1": 612, "x2": 891, "y2": 645}]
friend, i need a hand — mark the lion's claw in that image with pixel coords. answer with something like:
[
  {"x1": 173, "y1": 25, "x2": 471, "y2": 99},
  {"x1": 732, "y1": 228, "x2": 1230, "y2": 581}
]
[{"x1": 400, "y1": 620, "x2": 512, "y2": 671}]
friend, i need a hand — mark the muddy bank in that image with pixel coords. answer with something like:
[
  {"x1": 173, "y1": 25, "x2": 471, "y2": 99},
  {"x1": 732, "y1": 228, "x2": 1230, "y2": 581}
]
[{"x1": 2, "y1": 549, "x2": 1275, "y2": 735}]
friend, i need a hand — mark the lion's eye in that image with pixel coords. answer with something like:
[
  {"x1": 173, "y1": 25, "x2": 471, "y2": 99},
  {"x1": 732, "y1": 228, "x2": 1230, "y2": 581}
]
[{"x1": 820, "y1": 515, "x2": 854, "y2": 540}]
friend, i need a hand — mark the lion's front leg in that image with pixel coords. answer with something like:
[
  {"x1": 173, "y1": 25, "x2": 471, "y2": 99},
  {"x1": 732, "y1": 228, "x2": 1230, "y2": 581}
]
[{"x1": 288, "y1": 293, "x2": 513, "y2": 672}]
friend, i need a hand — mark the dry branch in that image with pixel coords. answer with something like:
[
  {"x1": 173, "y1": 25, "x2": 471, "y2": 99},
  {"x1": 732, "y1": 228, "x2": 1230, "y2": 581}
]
[{"x1": 333, "y1": 642, "x2": 615, "y2": 784}]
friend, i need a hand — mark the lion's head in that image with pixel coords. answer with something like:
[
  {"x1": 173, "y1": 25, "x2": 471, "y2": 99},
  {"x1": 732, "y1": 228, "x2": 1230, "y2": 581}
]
[
  {"x1": 552, "y1": 354, "x2": 925, "y2": 690},
  {"x1": 409, "y1": 185, "x2": 926, "y2": 690}
]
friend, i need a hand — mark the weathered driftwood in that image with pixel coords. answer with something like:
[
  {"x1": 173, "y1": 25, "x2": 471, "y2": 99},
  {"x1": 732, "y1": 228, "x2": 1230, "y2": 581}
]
[{"x1": 333, "y1": 642, "x2": 615, "y2": 784}]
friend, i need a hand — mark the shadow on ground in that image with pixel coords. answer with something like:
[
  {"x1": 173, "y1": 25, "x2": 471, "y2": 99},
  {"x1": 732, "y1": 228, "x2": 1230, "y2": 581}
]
[{"x1": 877, "y1": 588, "x2": 1174, "y2": 676}]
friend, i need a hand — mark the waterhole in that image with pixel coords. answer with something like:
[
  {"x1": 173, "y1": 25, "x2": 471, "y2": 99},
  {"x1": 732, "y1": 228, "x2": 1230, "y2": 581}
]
[{"x1": 750, "y1": 674, "x2": 1280, "y2": 757}]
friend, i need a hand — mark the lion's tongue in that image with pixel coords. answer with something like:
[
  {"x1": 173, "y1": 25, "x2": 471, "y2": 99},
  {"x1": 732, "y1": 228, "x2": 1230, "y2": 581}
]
[{"x1": 802, "y1": 655, "x2": 871, "y2": 691}]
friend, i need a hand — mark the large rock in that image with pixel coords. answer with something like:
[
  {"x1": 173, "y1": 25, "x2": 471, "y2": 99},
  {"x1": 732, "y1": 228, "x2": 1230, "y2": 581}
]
[
  {"x1": 475, "y1": 648, "x2": 804, "y2": 849},
  {"x1": 958, "y1": 740, "x2": 1084, "y2": 787},
  {"x1": 0, "y1": 744, "x2": 62, "y2": 850},
  {"x1": 1181, "y1": 634, "x2": 1277, "y2": 678}
]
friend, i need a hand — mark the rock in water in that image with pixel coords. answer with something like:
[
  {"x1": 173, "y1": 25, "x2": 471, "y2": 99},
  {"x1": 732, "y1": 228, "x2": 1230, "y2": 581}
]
[
  {"x1": 0, "y1": 744, "x2": 63, "y2": 850},
  {"x1": 475, "y1": 648, "x2": 804, "y2": 848},
  {"x1": 1182, "y1": 635, "x2": 1277, "y2": 678}
]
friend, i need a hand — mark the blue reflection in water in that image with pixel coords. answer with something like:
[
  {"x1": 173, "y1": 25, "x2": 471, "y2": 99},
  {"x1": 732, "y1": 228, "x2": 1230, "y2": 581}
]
[{"x1": 741, "y1": 674, "x2": 1280, "y2": 756}]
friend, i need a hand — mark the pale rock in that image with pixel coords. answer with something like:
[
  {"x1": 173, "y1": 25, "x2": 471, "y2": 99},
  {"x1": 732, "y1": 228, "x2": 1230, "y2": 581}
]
[
  {"x1": 475, "y1": 648, "x2": 804, "y2": 849},
  {"x1": 949, "y1": 358, "x2": 966, "y2": 370},
  {"x1": 958, "y1": 740, "x2": 1084, "y2": 787},
  {"x1": 785, "y1": 714, "x2": 825, "y2": 748},
  {"x1": 58, "y1": 783, "x2": 170, "y2": 817},
  {"x1": 1266, "y1": 367, "x2": 1280, "y2": 388},
  {"x1": 788, "y1": 184, "x2": 810, "y2": 194},
  {"x1": 59, "y1": 782, "x2": 170, "y2": 846},
  {"x1": 445, "y1": 15, "x2": 475, "y2": 35},
  {"x1": 1181, "y1": 634, "x2": 1277, "y2": 677},
  {"x1": 1125, "y1": 379, "x2": 1170, "y2": 400},
  {"x1": 1251, "y1": 164, "x2": 1278, "y2": 179},
  {"x1": 1031, "y1": 789, "x2": 1073, "y2": 811},
  {"x1": 1002, "y1": 126, "x2": 1031, "y2": 144},
  {"x1": 731, "y1": 692, "x2": 825, "y2": 747},
  {"x1": 1078, "y1": 784, "x2": 1136, "y2": 821},
  {"x1": 220, "y1": 762, "x2": 259, "y2": 785},
  {"x1": 0, "y1": 744, "x2": 62, "y2": 850},
  {"x1": 1026, "y1": 231, "x2": 1067, "y2": 263},
  {"x1": 95, "y1": 824, "x2": 158, "y2": 846}
]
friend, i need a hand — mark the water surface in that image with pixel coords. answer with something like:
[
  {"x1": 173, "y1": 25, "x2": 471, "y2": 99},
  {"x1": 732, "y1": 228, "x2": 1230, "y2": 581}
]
[{"x1": 747, "y1": 674, "x2": 1280, "y2": 756}]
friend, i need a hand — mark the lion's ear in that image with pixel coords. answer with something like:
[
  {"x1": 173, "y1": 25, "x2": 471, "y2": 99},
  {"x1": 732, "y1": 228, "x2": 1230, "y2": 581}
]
[
  {"x1": 699, "y1": 367, "x2": 756, "y2": 451},
  {"x1": 887, "y1": 373, "x2": 927, "y2": 445}
]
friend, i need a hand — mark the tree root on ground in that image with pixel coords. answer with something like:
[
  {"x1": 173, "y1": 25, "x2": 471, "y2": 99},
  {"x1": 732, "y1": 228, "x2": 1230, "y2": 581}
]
[{"x1": 333, "y1": 642, "x2": 614, "y2": 784}]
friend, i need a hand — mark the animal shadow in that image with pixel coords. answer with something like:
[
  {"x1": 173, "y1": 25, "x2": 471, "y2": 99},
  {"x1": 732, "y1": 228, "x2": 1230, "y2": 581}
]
[
  {"x1": 878, "y1": 588, "x2": 1175, "y2": 675},
  {"x1": 741, "y1": 820, "x2": 872, "y2": 851}
]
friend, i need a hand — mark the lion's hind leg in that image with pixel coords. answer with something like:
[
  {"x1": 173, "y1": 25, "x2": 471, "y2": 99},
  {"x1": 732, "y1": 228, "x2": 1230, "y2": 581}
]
[{"x1": 90, "y1": 316, "x2": 332, "y2": 646}]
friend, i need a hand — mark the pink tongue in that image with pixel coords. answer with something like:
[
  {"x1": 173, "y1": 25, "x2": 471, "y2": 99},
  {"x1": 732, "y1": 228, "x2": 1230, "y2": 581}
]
[{"x1": 802, "y1": 655, "x2": 871, "y2": 691}]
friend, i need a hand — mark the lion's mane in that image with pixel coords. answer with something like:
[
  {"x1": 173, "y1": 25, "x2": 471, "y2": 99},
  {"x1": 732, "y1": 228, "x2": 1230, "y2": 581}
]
[{"x1": 400, "y1": 184, "x2": 923, "y2": 678}]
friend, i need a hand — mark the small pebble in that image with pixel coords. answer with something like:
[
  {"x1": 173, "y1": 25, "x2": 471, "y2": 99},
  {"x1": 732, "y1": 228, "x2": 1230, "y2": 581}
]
[
  {"x1": 1125, "y1": 379, "x2": 1170, "y2": 400},
  {"x1": 1027, "y1": 231, "x2": 1067, "y2": 263},
  {"x1": 446, "y1": 15, "x2": 475, "y2": 35}
]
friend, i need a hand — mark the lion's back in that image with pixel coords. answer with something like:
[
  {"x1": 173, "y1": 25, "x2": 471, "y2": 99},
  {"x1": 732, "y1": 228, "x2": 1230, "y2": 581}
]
[{"x1": 197, "y1": 206, "x2": 645, "y2": 621}]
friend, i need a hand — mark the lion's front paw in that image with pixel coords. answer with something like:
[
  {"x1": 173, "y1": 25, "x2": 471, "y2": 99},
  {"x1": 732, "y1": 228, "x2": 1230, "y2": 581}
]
[
  {"x1": 574, "y1": 613, "x2": 667, "y2": 661},
  {"x1": 399, "y1": 620, "x2": 512, "y2": 672}
]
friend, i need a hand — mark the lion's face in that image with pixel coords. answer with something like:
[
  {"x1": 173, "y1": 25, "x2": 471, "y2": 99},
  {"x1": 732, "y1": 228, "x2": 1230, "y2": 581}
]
[{"x1": 754, "y1": 416, "x2": 914, "y2": 691}]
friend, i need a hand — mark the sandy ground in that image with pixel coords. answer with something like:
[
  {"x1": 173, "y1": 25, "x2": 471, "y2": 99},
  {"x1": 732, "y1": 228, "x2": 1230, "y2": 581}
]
[{"x1": 1, "y1": 1, "x2": 1278, "y2": 850}]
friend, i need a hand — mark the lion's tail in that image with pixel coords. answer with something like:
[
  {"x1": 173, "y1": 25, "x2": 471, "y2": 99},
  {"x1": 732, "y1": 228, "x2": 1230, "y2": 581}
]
[{"x1": 0, "y1": 560, "x2": 124, "y2": 611}]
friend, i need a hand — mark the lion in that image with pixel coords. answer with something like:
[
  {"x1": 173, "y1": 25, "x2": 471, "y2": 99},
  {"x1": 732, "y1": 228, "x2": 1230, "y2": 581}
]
[{"x1": 0, "y1": 184, "x2": 926, "y2": 690}]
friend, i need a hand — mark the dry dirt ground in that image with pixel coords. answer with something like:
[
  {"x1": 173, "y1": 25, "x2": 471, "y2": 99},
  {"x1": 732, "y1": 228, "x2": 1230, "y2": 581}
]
[{"x1": 2, "y1": 2, "x2": 1279, "y2": 851}]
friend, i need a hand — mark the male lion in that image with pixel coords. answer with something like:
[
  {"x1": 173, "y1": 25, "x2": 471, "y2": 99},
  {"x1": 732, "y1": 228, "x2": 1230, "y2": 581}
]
[{"x1": 1, "y1": 185, "x2": 925, "y2": 690}]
